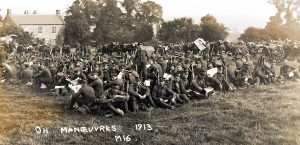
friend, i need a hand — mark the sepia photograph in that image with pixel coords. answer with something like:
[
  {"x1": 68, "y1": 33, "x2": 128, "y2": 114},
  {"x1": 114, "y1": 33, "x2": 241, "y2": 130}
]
[{"x1": 0, "y1": 0, "x2": 300, "y2": 144}]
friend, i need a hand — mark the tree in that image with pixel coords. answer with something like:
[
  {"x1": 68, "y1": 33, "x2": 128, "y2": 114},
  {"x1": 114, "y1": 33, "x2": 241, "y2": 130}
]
[
  {"x1": 137, "y1": 1, "x2": 163, "y2": 24},
  {"x1": 64, "y1": 0, "x2": 163, "y2": 44},
  {"x1": 264, "y1": 15, "x2": 288, "y2": 40},
  {"x1": 134, "y1": 23, "x2": 154, "y2": 42},
  {"x1": 64, "y1": 0, "x2": 95, "y2": 45},
  {"x1": 55, "y1": 28, "x2": 65, "y2": 46},
  {"x1": 158, "y1": 17, "x2": 201, "y2": 43},
  {"x1": 239, "y1": 27, "x2": 271, "y2": 42},
  {"x1": 136, "y1": 1, "x2": 162, "y2": 39},
  {"x1": 267, "y1": 0, "x2": 300, "y2": 40},
  {"x1": 93, "y1": 0, "x2": 127, "y2": 43},
  {"x1": 1, "y1": 17, "x2": 33, "y2": 45},
  {"x1": 199, "y1": 14, "x2": 228, "y2": 41},
  {"x1": 122, "y1": 0, "x2": 140, "y2": 18}
]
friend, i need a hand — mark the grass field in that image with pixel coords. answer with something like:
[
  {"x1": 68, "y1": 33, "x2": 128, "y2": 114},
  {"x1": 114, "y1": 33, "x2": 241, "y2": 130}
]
[{"x1": 0, "y1": 82, "x2": 299, "y2": 145}]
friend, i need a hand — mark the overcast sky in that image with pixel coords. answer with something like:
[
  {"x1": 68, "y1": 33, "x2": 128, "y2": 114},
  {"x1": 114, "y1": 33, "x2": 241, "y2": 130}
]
[{"x1": 0, "y1": 0, "x2": 276, "y2": 32}]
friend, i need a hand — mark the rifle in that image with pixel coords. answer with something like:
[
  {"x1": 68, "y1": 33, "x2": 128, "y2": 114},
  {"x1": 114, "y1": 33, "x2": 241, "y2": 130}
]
[{"x1": 220, "y1": 55, "x2": 228, "y2": 80}]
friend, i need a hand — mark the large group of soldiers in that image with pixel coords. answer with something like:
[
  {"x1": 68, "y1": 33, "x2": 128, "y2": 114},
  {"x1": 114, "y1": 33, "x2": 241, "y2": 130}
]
[{"x1": 1, "y1": 40, "x2": 300, "y2": 116}]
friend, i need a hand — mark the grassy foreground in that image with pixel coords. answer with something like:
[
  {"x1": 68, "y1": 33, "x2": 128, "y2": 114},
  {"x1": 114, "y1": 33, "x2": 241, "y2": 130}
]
[{"x1": 0, "y1": 82, "x2": 299, "y2": 145}]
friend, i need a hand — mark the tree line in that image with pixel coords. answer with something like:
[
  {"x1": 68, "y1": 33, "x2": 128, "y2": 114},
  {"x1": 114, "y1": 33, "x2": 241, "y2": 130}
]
[
  {"x1": 63, "y1": 0, "x2": 228, "y2": 46},
  {"x1": 0, "y1": 0, "x2": 230, "y2": 45},
  {"x1": 239, "y1": 0, "x2": 300, "y2": 42},
  {"x1": 6, "y1": 0, "x2": 299, "y2": 45}
]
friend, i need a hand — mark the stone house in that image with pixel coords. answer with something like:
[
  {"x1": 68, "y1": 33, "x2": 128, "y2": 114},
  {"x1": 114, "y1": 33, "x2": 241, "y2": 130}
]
[{"x1": 2, "y1": 9, "x2": 64, "y2": 46}]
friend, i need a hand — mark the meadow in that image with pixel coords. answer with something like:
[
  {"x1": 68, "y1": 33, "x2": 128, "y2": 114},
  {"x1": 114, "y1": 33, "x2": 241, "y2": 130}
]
[{"x1": 0, "y1": 82, "x2": 299, "y2": 145}]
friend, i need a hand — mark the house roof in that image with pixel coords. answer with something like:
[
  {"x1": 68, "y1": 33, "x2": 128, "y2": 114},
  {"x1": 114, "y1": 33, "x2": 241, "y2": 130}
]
[{"x1": 9, "y1": 14, "x2": 64, "y2": 25}]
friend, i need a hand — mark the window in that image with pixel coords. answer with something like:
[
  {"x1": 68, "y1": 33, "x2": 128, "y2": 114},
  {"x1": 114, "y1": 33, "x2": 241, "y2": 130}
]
[
  {"x1": 52, "y1": 26, "x2": 56, "y2": 33},
  {"x1": 38, "y1": 26, "x2": 43, "y2": 33}
]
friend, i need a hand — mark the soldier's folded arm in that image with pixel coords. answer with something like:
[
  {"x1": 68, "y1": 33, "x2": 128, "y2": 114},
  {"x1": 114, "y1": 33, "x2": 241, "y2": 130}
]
[
  {"x1": 191, "y1": 80, "x2": 203, "y2": 92},
  {"x1": 128, "y1": 85, "x2": 140, "y2": 97},
  {"x1": 174, "y1": 83, "x2": 181, "y2": 94},
  {"x1": 34, "y1": 71, "x2": 43, "y2": 78},
  {"x1": 89, "y1": 80, "x2": 98, "y2": 87},
  {"x1": 166, "y1": 87, "x2": 175, "y2": 95},
  {"x1": 211, "y1": 77, "x2": 221, "y2": 86},
  {"x1": 151, "y1": 87, "x2": 159, "y2": 100},
  {"x1": 180, "y1": 81, "x2": 189, "y2": 94},
  {"x1": 139, "y1": 85, "x2": 148, "y2": 90},
  {"x1": 257, "y1": 69, "x2": 268, "y2": 79}
]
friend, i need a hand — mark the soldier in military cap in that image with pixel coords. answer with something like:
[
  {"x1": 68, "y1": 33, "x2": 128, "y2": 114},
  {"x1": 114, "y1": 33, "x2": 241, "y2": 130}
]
[
  {"x1": 20, "y1": 62, "x2": 33, "y2": 84},
  {"x1": 235, "y1": 63, "x2": 260, "y2": 88},
  {"x1": 157, "y1": 57, "x2": 168, "y2": 74},
  {"x1": 227, "y1": 57, "x2": 237, "y2": 85},
  {"x1": 235, "y1": 55, "x2": 244, "y2": 69},
  {"x1": 89, "y1": 72, "x2": 104, "y2": 98},
  {"x1": 279, "y1": 64, "x2": 300, "y2": 81},
  {"x1": 97, "y1": 85, "x2": 129, "y2": 116},
  {"x1": 173, "y1": 71, "x2": 191, "y2": 103},
  {"x1": 34, "y1": 64, "x2": 52, "y2": 88},
  {"x1": 151, "y1": 78, "x2": 176, "y2": 109},
  {"x1": 69, "y1": 79, "x2": 96, "y2": 114},
  {"x1": 49, "y1": 63, "x2": 58, "y2": 79},
  {"x1": 127, "y1": 71, "x2": 155, "y2": 112},
  {"x1": 189, "y1": 69, "x2": 210, "y2": 99},
  {"x1": 105, "y1": 69, "x2": 124, "y2": 89},
  {"x1": 211, "y1": 62, "x2": 232, "y2": 92},
  {"x1": 69, "y1": 68, "x2": 87, "y2": 83},
  {"x1": 253, "y1": 62, "x2": 272, "y2": 85}
]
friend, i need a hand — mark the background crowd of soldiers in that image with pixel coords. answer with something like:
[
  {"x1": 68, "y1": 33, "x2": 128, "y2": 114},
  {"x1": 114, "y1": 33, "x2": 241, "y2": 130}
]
[{"x1": 1, "y1": 39, "x2": 300, "y2": 116}]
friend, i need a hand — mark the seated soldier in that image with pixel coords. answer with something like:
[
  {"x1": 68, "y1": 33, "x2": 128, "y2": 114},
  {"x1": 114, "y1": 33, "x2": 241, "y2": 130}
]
[
  {"x1": 190, "y1": 69, "x2": 212, "y2": 99},
  {"x1": 104, "y1": 71, "x2": 123, "y2": 90},
  {"x1": 164, "y1": 76, "x2": 184, "y2": 106},
  {"x1": 34, "y1": 64, "x2": 52, "y2": 88},
  {"x1": 268, "y1": 61, "x2": 278, "y2": 83},
  {"x1": 20, "y1": 63, "x2": 33, "y2": 84},
  {"x1": 69, "y1": 79, "x2": 96, "y2": 114},
  {"x1": 89, "y1": 72, "x2": 104, "y2": 98},
  {"x1": 280, "y1": 64, "x2": 300, "y2": 81},
  {"x1": 127, "y1": 72, "x2": 155, "y2": 112},
  {"x1": 211, "y1": 63, "x2": 233, "y2": 92},
  {"x1": 52, "y1": 72, "x2": 69, "y2": 96},
  {"x1": 96, "y1": 85, "x2": 129, "y2": 116},
  {"x1": 253, "y1": 63, "x2": 271, "y2": 85},
  {"x1": 235, "y1": 63, "x2": 260, "y2": 88},
  {"x1": 227, "y1": 59, "x2": 237, "y2": 85},
  {"x1": 151, "y1": 79, "x2": 176, "y2": 110},
  {"x1": 69, "y1": 69, "x2": 87, "y2": 82},
  {"x1": 173, "y1": 72, "x2": 190, "y2": 103},
  {"x1": 49, "y1": 63, "x2": 58, "y2": 79}
]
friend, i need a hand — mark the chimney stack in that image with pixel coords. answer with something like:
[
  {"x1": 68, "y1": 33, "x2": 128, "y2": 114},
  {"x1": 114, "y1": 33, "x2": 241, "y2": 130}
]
[
  {"x1": 24, "y1": 10, "x2": 30, "y2": 14},
  {"x1": 56, "y1": 10, "x2": 61, "y2": 15},
  {"x1": 7, "y1": 9, "x2": 11, "y2": 15}
]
